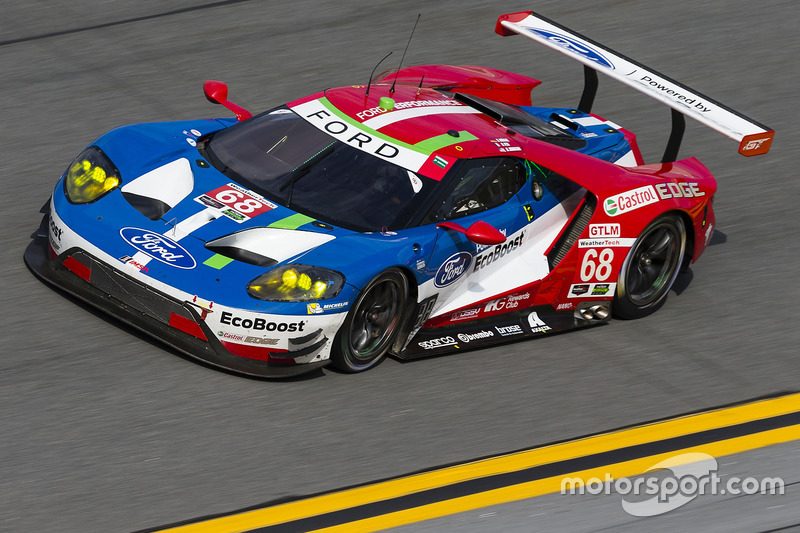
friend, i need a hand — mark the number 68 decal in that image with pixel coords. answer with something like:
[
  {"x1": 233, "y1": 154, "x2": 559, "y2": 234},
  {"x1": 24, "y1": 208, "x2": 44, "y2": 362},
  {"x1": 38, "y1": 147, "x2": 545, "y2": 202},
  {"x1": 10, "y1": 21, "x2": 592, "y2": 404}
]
[
  {"x1": 580, "y1": 248, "x2": 614, "y2": 281},
  {"x1": 207, "y1": 184, "x2": 275, "y2": 218}
]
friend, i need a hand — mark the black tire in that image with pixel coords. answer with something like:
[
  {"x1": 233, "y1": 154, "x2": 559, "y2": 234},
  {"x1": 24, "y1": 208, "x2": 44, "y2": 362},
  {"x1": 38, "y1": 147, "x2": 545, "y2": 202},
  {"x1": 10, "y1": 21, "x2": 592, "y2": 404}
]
[
  {"x1": 331, "y1": 269, "x2": 409, "y2": 372},
  {"x1": 614, "y1": 215, "x2": 686, "y2": 319}
]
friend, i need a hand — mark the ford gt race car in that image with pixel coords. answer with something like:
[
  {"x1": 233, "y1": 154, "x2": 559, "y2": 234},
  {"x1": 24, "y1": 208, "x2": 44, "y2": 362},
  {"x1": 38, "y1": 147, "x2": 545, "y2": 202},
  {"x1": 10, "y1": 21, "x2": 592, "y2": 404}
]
[{"x1": 25, "y1": 10, "x2": 774, "y2": 377}]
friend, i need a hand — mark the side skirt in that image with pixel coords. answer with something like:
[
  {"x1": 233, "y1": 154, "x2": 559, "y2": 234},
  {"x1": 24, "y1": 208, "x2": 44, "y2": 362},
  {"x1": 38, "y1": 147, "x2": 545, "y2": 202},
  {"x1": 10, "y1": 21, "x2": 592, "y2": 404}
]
[{"x1": 396, "y1": 303, "x2": 610, "y2": 360}]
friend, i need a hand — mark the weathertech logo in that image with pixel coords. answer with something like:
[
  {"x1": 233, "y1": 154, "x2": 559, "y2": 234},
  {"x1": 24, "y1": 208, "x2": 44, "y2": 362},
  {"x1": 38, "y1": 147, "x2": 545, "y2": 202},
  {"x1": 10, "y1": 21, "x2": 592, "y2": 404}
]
[{"x1": 604, "y1": 186, "x2": 659, "y2": 217}]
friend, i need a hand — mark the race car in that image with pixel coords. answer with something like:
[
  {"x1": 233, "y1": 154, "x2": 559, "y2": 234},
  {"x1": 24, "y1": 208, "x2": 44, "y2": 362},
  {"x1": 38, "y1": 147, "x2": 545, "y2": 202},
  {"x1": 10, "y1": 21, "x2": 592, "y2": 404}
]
[{"x1": 25, "y1": 9, "x2": 773, "y2": 377}]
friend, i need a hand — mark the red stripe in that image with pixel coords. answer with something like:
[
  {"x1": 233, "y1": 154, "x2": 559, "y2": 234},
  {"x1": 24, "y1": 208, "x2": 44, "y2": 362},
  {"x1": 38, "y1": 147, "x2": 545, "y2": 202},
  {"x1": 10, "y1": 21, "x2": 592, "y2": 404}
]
[
  {"x1": 220, "y1": 341, "x2": 290, "y2": 362},
  {"x1": 63, "y1": 255, "x2": 91, "y2": 282},
  {"x1": 168, "y1": 313, "x2": 207, "y2": 341}
]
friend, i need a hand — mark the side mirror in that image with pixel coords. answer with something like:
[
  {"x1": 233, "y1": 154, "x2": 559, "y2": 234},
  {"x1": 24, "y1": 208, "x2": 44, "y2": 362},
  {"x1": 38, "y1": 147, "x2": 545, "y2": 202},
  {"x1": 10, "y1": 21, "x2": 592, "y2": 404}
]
[
  {"x1": 202, "y1": 80, "x2": 253, "y2": 121},
  {"x1": 203, "y1": 80, "x2": 229, "y2": 104},
  {"x1": 436, "y1": 220, "x2": 506, "y2": 246}
]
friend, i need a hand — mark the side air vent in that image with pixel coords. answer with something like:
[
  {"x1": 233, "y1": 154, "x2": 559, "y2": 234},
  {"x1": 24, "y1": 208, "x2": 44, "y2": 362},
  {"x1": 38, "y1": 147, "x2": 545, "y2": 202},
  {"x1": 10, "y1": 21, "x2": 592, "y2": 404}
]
[{"x1": 548, "y1": 194, "x2": 596, "y2": 270}]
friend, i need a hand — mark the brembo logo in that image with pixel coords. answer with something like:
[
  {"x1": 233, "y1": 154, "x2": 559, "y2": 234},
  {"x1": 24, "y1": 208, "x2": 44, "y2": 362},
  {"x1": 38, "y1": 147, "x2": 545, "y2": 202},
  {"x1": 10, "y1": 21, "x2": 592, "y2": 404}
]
[
  {"x1": 603, "y1": 186, "x2": 659, "y2": 217},
  {"x1": 434, "y1": 251, "x2": 472, "y2": 288},
  {"x1": 529, "y1": 29, "x2": 614, "y2": 69},
  {"x1": 119, "y1": 227, "x2": 196, "y2": 269}
]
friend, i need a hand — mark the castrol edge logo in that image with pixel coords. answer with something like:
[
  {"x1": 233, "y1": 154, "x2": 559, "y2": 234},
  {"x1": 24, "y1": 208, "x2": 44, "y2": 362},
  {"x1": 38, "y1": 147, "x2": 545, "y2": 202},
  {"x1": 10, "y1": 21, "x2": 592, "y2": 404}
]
[{"x1": 603, "y1": 185, "x2": 659, "y2": 217}]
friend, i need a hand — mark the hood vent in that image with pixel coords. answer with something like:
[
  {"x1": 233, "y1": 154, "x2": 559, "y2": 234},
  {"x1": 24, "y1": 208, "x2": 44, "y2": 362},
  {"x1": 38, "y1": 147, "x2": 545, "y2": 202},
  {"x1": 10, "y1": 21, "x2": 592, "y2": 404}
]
[
  {"x1": 205, "y1": 243, "x2": 277, "y2": 267},
  {"x1": 122, "y1": 158, "x2": 194, "y2": 220},
  {"x1": 122, "y1": 192, "x2": 171, "y2": 220},
  {"x1": 205, "y1": 227, "x2": 335, "y2": 267}
]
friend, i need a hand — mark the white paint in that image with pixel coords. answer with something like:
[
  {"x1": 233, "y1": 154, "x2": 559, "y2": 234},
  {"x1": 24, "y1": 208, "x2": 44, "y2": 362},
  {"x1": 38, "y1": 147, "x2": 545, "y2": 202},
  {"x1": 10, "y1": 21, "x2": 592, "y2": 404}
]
[
  {"x1": 361, "y1": 105, "x2": 480, "y2": 129},
  {"x1": 121, "y1": 158, "x2": 194, "y2": 210},
  {"x1": 614, "y1": 150, "x2": 638, "y2": 167},
  {"x1": 206, "y1": 227, "x2": 335, "y2": 263}
]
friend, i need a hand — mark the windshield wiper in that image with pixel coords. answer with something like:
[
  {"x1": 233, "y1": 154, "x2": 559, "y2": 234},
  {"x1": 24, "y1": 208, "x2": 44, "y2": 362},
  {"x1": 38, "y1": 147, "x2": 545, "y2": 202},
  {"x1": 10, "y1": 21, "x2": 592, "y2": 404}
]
[{"x1": 279, "y1": 143, "x2": 336, "y2": 209}]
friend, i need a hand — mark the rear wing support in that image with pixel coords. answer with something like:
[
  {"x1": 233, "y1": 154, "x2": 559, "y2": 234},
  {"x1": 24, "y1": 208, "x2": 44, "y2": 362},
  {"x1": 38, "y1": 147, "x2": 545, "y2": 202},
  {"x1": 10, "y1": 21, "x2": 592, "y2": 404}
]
[
  {"x1": 663, "y1": 109, "x2": 686, "y2": 163},
  {"x1": 577, "y1": 64, "x2": 685, "y2": 163},
  {"x1": 578, "y1": 65, "x2": 597, "y2": 114},
  {"x1": 496, "y1": 10, "x2": 774, "y2": 160}
]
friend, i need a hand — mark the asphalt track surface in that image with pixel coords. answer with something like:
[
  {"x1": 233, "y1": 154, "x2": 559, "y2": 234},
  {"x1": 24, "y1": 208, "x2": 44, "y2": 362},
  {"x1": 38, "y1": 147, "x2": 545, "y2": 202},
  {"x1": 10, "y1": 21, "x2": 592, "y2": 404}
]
[
  {"x1": 404, "y1": 441, "x2": 800, "y2": 532},
  {"x1": 0, "y1": 1, "x2": 798, "y2": 531}
]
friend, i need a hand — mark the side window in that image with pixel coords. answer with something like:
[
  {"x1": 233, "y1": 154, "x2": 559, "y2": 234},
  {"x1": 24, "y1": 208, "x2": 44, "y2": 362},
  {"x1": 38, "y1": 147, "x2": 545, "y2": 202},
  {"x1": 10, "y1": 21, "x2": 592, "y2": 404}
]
[
  {"x1": 432, "y1": 158, "x2": 526, "y2": 221},
  {"x1": 525, "y1": 160, "x2": 582, "y2": 202}
]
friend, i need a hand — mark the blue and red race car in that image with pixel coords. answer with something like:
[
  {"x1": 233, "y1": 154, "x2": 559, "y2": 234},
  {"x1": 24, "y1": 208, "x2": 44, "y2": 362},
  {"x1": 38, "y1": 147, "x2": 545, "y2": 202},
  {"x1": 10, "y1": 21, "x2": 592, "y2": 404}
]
[{"x1": 25, "y1": 10, "x2": 774, "y2": 377}]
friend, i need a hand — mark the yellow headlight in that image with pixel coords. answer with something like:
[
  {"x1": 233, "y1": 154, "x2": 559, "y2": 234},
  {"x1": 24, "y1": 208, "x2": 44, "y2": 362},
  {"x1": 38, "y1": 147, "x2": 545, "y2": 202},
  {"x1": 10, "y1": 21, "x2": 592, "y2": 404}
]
[
  {"x1": 64, "y1": 148, "x2": 121, "y2": 204},
  {"x1": 248, "y1": 265, "x2": 345, "y2": 302},
  {"x1": 311, "y1": 280, "x2": 328, "y2": 298},
  {"x1": 281, "y1": 268, "x2": 299, "y2": 289}
]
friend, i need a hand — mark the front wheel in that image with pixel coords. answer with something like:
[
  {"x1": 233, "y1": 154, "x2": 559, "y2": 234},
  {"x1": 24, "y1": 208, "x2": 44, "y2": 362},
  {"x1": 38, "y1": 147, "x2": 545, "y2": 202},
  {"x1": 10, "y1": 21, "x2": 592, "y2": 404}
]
[
  {"x1": 331, "y1": 269, "x2": 409, "y2": 372},
  {"x1": 614, "y1": 215, "x2": 686, "y2": 319}
]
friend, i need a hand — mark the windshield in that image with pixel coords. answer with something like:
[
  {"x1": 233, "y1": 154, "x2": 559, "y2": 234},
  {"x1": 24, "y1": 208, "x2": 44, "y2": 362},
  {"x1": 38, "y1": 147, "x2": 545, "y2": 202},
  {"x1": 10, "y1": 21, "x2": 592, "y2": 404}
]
[{"x1": 202, "y1": 107, "x2": 438, "y2": 231}]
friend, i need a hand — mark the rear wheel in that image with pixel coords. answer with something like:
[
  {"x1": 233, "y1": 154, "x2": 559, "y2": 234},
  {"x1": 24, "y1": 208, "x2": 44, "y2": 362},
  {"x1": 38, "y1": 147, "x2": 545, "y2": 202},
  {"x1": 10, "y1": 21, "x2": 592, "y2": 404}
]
[
  {"x1": 331, "y1": 269, "x2": 409, "y2": 372},
  {"x1": 614, "y1": 215, "x2": 686, "y2": 319}
]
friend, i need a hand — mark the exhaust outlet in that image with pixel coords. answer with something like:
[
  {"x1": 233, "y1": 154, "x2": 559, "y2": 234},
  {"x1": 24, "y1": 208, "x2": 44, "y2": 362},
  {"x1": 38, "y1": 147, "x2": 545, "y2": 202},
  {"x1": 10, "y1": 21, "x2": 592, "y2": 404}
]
[{"x1": 590, "y1": 305, "x2": 610, "y2": 320}]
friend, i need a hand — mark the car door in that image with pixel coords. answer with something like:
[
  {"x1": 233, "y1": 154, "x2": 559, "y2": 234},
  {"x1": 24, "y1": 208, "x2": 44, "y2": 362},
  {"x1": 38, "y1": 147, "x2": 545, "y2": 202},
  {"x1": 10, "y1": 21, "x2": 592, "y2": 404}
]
[
  {"x1": 420, "y1": 157, "x2": 530, "y2": 311},
  {"x1": 422, "y1": 156, "x2": 588, "y2": 318}
]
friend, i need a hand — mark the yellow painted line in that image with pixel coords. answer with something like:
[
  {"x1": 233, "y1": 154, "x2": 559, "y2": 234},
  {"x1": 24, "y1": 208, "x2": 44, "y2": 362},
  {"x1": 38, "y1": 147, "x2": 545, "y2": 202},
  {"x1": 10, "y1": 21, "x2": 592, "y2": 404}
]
[
  {"x1": 157, "y1": 393, "x2": 800, "y2": 533},
  {"x1": 313, "y1": 425, "x2": 800, "y2": 532}
]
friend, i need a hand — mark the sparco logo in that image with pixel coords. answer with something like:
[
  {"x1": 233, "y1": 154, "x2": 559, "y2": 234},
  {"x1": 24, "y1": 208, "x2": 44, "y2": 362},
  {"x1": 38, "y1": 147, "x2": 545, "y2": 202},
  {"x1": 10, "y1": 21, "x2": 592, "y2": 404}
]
[
  {"x1": 434, "y1": 252, "x2": 472, "y2": 287},
  {"x1": 418, "y1": 336, "x2": 457, "y2": 350},
  {"x1": 119, "y1": 227, "x2": 196, "y2": 269},
  {"x1": 220, "y1": 311, "x2": 305, "y2": 332},
  {"x1": 457, "y1": 330, "x2": 494, "y2": 343},
  {"x1": 603, "y1": 186, "x2": 659, "y2": 217},
  {"x1": 529, "y1": 29, "x2": 614, "y2": 69},
  {"x1": 474, "y1": 232, "x2": 525, "y2": 272}
]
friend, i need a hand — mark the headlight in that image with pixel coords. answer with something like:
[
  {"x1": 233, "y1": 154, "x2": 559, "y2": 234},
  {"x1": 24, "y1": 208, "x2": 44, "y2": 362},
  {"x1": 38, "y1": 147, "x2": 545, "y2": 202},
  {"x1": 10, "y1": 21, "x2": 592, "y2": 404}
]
[
  {"x1": 64, "y1": 147, "x2": 120, "y2": 203},
  {"x1": 248, "y1": 265, "x2": 345, "y2": 302}
]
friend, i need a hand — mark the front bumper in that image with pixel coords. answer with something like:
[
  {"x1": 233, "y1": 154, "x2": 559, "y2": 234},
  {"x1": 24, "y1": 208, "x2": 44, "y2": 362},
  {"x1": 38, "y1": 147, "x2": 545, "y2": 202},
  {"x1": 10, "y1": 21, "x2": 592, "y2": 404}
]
[{"x1": 24, "y1": 215, "x2": 330, "y2": 378}]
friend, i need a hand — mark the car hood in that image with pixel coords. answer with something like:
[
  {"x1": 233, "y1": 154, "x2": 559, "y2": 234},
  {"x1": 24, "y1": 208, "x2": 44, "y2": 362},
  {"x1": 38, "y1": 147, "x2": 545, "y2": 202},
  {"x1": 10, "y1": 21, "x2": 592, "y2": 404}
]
[{"x1": 54, "y1": 120, "x2": 405, "y2": 312}]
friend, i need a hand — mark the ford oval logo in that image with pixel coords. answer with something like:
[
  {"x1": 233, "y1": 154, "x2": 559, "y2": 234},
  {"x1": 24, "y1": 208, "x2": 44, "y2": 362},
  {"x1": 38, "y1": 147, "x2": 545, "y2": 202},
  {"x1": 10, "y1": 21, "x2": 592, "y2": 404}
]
[
  {"x1": 529, "y1": 29, "x2": 614, "y2": 70},
  {"x1": 119, "y1": 227, "x2": 196, "y2": 269},
  {"x1": 434, "y1": 251, "x2": 472, "y2": 288}
]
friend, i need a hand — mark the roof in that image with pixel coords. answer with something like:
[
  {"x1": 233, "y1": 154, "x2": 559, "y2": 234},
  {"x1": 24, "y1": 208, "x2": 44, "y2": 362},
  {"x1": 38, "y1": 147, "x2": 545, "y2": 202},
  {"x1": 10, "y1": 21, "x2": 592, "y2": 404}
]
[{"x1": 287, "y1": 83, "x2": 536, "y2": 179}]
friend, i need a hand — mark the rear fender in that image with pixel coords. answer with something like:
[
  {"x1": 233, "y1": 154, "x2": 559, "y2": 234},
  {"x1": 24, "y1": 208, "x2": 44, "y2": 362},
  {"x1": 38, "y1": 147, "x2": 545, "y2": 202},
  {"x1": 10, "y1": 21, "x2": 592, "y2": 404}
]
[{"x1": 624, "y1": 157, "x2": 717, "y2": 263}]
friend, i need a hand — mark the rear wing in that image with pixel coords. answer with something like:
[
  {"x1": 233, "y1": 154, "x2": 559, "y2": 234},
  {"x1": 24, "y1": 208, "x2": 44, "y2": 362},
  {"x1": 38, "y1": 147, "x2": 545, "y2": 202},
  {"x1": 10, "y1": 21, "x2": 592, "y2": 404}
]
[{"x1": 496, "y1": 11, "x2": 774, "y2": 160}]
